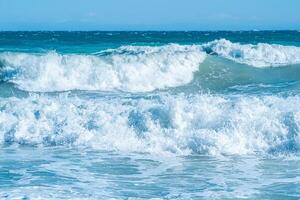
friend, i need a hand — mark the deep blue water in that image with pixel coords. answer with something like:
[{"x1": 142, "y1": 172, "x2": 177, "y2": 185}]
[{"x1": 0, "y1": 31, "x2": 300, "y2": 199}]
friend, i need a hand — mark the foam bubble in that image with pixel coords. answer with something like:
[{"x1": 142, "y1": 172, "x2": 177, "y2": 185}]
[
  {"x1": 202, "y1": 39, "x2": 300, "y2": 67},
  {"x1": 0, "y1": 94, "x2": 299, "y2": 156},
  {"x1": 0, "y1": 44, "x2": 206, "y2": 92}
]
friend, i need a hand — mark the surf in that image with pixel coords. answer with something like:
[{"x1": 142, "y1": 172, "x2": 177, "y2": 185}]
[{"x1": 0, "y1": 93, "x2": 299, "y2": 156}]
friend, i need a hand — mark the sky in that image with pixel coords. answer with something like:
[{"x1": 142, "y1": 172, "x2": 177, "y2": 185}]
[{"x1": 0, "y1": 0, "x2": 299, "y2": 31}]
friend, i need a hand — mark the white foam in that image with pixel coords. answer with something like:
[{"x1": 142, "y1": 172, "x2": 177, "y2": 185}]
[
  {"x1": 0, "y1": 94, "x2": 299, "y2": 156},
  {"x1": 0, "y1": 44, "x2": 206, "y2": 92},
  {"x1": 202, "y1": 39, "x2": 300, "y2": 67}
]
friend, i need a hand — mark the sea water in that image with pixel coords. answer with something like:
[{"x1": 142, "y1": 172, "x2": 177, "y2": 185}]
[{"x1": 0, "y1": 31, "x2": 299, "y2": 199}]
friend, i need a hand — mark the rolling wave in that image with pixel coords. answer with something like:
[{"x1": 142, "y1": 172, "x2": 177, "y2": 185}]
[
  {"x1": 0, "y1": 44, "x2": 206, "y2": 92},
  {"x1": 1, "y1": 40, "x2": 300, "y2": 93}
]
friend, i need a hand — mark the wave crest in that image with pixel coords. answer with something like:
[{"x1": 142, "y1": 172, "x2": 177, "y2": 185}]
[{"x1": 202, "y1": 39, "x2": 300, "y2": 67}]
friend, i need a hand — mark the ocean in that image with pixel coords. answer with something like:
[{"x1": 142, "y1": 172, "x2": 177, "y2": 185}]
[{"x1": 0, "y1": 31, "x2": 299, "y2": 199}]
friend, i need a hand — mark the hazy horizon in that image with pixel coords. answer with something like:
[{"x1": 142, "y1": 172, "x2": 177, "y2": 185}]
[{"x1": 0, "y1": 0, "x2": 299, "y2": 31}]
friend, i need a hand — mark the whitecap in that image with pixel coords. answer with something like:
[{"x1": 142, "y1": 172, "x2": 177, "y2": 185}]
[{"x1": 202, "y1": 39, "x2": 300, "y2": 67}]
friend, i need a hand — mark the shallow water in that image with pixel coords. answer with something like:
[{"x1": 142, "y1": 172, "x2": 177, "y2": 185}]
[
  {"x1": 1, "y1": 147, "x2": 299, "y2": 199},
  {"x1": 0, "y1": 31, "x2": 300, "y2": 199}
]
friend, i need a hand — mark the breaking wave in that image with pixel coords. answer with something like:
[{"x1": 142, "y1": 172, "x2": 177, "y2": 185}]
[
  {"x1": 1, "y1": 40, "x2": 300, "y2": 93},
  {"x1": 0, "y1": 44, "x2": 206, "y2": 92},
  {"x1": 0, "y1": 94, "x2": 299, "y2": 156}
]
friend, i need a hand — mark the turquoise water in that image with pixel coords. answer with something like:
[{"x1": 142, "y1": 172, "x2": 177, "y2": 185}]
[{"x1": 0, "y1": 31, "x2": 300, "y2": 199}]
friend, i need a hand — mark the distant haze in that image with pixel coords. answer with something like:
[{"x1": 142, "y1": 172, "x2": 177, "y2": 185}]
[{"x1": 0, "y1": 0, "x2": 299, "y2": 31}]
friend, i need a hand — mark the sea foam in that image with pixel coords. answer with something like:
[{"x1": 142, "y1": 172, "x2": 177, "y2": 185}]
[{"x1": 0, "y1": 94, "x2": 299, "y2": 156}]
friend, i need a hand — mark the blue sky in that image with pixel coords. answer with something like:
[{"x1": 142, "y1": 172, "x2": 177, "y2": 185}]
[{"x1": 0, "y1": 0, "x2": 299, "y2": 30}]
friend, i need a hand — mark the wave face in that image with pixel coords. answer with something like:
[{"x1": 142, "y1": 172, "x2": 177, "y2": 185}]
[
  {"x1": 0, "y1": 44, "x2": 206, "y2": 92},
  {"x1": 0, "y1": 94, "x2": 299, "y2": 156},
  {"x1": 202, "y1": 39, "x2": 300, "y2": 67}
]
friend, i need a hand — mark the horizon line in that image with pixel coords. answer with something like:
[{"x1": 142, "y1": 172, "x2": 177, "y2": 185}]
[{"x1": 0, "y1": 29, "x2": 299, "y2": 32}]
